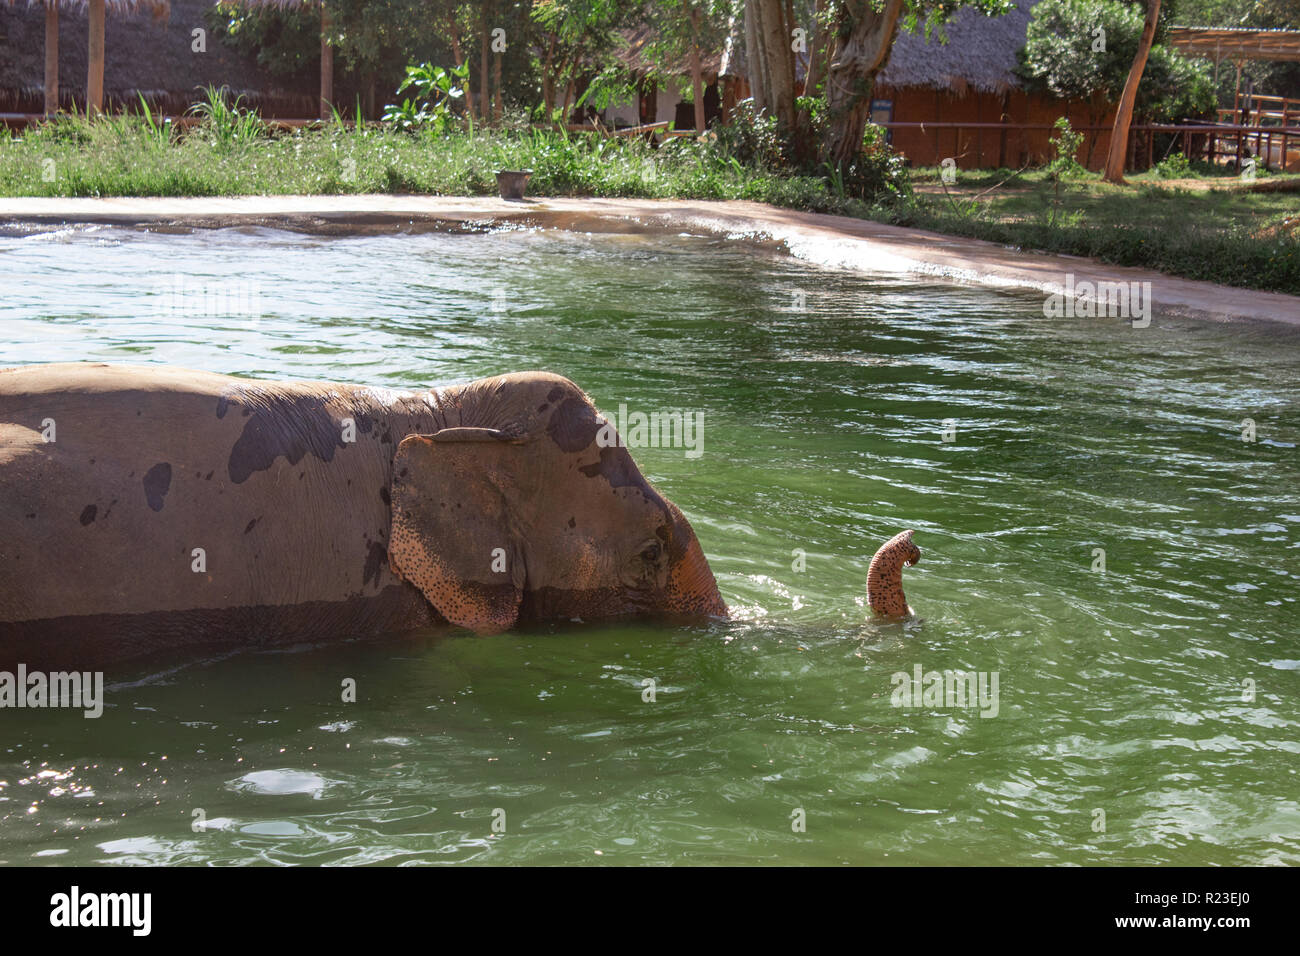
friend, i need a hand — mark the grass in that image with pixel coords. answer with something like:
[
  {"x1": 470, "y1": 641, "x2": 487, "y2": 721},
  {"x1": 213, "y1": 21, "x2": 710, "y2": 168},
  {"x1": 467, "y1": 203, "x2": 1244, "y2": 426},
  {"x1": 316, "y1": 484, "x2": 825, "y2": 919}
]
[
  {"x1": 0, "y1": 112, "x2": 849, "y2": 210},
  {"x1": 2, "y1": 110, "x2": 1297, "y2": 295},
  {"x1": 901, "y1": 165, "x2": 1300, "y2": 295}
]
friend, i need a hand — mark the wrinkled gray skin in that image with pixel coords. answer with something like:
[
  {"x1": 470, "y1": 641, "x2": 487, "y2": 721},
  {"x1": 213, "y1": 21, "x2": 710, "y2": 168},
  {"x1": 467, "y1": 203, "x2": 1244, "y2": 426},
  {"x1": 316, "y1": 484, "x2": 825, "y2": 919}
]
[{"x1": 0, "y1": 364, "x2": 727, "y2": 668}]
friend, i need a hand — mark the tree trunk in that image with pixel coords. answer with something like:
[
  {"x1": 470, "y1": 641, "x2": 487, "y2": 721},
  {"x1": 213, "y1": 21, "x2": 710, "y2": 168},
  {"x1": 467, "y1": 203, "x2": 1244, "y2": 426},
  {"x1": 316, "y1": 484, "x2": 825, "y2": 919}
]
[
  {"x1": 449, "y1": 17, "x2": 473, "y2": 124},
  {"x1": 479, "y1": 6, "x2": 491, "y2": 122},
  {"x1": 44, "y1": 1, "x2": 59, "y2": 116},
  {"x1": 804, "y1": 0, "x2": 830, "y2": 97},
  {"x1": 822, "y1": 0, "x2": 905, "y2": 170},
  {"x1": 689, "y1": 5, "x2": 705, "y2": 132},
  {"x1": 540, "y1": 34, "x2": 556, "y2": 117},
  {"x1": 757, "y1": 0, "x2": 795, "y2": 127},
  {"x1": 319, "y1": 5, "x2": 333, "y2": 121},
  {"x1": 493, "y1": 46, "x2": 503, "y2": 120},
  {"x1": 784, "y1": 0, "x2": 797, "y2": 96},
  {"x1": 562, "y1": 74, "x2": 575, "y2": 124},
  {"x1": 744, "y1": 0, "x2": 769, "y2": 113},
  {"x1": 1102, "y1": 0, "x2": 1161, "y2": 183},
  {"x1": 87, "y1": 0, "x2": 105, "y2": 116}
]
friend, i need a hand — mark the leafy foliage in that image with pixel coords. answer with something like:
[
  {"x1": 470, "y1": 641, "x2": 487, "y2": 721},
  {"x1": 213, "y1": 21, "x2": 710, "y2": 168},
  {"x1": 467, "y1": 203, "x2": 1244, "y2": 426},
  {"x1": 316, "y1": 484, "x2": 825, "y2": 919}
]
[
  {"x1": 382, "y1": 63, "x2": 471, "y2": 133},
  {"x1": 714, "y1": 94, "x2": 910, "y2": 203},
  {"x1": 1153, "y1": 150, "x2": 1191, "y2": 178},
  {"x1": 204, "y1": 1, "x2": 320, "y2": 78},
  {"x1": 1018, "y1": 0, "x2": 1216, "y2": 121},
  {"x1": 1048, "y1": 117, "x2": 1087, "y2": 178}
]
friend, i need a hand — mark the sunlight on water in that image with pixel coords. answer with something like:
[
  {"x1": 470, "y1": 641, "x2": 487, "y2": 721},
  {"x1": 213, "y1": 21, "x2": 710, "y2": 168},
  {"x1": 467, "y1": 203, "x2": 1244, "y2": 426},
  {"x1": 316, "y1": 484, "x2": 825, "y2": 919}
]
[{"x1": 1, "y1": 224, "x2": 1297, "y2": 865}]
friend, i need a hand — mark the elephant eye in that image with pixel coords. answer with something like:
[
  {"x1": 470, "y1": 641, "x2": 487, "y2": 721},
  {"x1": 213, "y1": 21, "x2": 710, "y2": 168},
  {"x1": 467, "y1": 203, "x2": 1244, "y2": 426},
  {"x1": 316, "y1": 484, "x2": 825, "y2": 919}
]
[{"x1": 641, "y1": 543, "x2": 662, "y2": 563}]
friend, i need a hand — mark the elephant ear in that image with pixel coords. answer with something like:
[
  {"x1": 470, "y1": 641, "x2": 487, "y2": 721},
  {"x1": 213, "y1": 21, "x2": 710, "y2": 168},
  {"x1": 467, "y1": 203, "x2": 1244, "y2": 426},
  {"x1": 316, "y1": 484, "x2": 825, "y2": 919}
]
[{"x1": 388, "y1": 429, "x2": 527, "y2": 634}]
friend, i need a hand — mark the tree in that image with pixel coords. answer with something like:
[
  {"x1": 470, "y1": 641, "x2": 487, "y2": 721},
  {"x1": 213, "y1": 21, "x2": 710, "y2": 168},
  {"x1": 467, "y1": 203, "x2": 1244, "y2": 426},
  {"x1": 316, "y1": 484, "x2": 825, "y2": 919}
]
[
  {"x1": 1102, "y1": 0, "x2": 1160, "y2": 181},
  {"x1": 745, "y1": 0, "x2": 799, "y2": 128},
  {"x1": 1019, "y1": 0, "x2": 1215, "y2": 164},
  {"x1": 820, "y1": 0, "x2": 907, "y2": 169},
  {"x1": 532, "y1": 0, "x2": 641, "y2": 121},
  {"x1": 637, "y1": 1, "x2": 732, "y2": 131},
  {"x1": 742, "y1": 1, "x2": 1015, "y2": 171}
]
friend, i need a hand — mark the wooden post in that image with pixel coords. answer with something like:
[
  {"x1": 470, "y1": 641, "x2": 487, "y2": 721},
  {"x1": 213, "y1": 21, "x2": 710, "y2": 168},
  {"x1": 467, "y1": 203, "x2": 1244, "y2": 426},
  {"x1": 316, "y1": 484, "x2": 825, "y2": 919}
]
[
  {"x1": 44, "y1": 1, "x2": 59, "y2": 116},
  {"x1": 87, "y1": 0, "x2": 104, "y2": 117},
  {"x1": 998, "y1": 92, "x2": 1009, "y2": 169},
  {"x1": 493, "y1": 41, "x2": 502, "y2": 120},
  {"x1": 479, "y1": 6, "x2": 490, "y2": 121},
  {"x1": 689, "y1": 4, "x2": 705, "y2": 132},
  {"x1": 319, "y1": 5, "x2": 333, "y2": 121},
  {"x1": 1233, "y1": 60, "x2": 1241, "y2": 123}
]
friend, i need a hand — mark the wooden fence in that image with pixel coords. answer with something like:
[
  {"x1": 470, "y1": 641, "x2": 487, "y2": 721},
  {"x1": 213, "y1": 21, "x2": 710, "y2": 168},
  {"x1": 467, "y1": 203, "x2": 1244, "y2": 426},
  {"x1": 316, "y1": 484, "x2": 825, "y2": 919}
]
[{"x1": 876, "y1": 121, "x2": 1300, "y2": 174}]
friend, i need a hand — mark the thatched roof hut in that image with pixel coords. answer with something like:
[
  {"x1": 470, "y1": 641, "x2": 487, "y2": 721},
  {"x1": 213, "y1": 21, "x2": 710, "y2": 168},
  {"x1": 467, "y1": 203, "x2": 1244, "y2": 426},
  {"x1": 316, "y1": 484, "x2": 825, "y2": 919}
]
[
  {"x1": 0, "y1": 0, "x2": 314, "y2": 116},
  {"x1": 866, "y1": 0, "x2": 1113, "y2": 170}
]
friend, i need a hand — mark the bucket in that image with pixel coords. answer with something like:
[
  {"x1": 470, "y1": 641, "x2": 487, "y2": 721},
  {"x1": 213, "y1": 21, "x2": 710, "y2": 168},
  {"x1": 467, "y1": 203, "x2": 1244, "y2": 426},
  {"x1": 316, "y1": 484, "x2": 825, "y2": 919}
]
[{"x1": 495, "y1": 169, "x2": 533, "y2": 200}]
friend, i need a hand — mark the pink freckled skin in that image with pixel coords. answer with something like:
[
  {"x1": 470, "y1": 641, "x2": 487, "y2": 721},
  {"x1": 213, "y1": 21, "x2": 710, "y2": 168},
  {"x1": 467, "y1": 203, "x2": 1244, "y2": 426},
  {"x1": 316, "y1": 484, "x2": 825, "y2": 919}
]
[{"x1": 867, "y1": 529, "x2": 920, "y2": 618}]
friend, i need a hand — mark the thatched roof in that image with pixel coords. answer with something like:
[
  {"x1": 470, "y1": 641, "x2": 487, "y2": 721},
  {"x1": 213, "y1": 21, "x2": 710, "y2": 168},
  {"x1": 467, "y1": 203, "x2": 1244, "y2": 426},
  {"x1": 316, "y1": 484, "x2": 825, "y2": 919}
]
[
  {"x1": 0, "y1": 0, "x2": 315, "y2": 114},
  {"x1": 878, "y1": 0, "x2": 1041, "y2": 93},
  {"x1": 657, "y1": 1, "x2": 1042, "y2": 92},
  {"x1": 609, "y1": 24, "x2": 728, "y2": 77},
  {"x1": 2, "y1": 0, "x2": 168, "y2": 13}
]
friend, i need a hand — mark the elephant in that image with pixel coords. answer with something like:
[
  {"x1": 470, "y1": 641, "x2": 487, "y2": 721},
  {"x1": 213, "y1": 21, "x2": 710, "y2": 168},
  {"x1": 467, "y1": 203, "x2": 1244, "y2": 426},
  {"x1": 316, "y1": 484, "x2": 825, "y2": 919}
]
[
  {"x1": 867, "y1": 530, "x2": 920, "y2": 618},
  {"x1": 0, "y1": 363, "x2": 727, "y2": 668}
]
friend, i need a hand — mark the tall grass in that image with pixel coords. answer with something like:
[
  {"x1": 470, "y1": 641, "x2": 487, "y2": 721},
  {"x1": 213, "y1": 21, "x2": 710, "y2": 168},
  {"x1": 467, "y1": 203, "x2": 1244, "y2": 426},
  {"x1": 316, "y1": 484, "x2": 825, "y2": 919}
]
[
  {"x1": 0, "y1": 111, "x2": 845, "y2": 208},
  {"x1": 185, "y1": 85, "x2": 266, "y2": 150}
]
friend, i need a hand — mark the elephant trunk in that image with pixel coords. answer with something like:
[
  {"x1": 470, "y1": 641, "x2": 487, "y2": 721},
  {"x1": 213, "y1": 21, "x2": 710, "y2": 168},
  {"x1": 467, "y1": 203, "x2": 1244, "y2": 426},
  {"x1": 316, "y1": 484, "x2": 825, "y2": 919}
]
[
  {"x1": 867, "y1": 530, "x2": 920, "y2": 618},
  {"x1": 666, "y1": 523, "x2": 728, "y2": 619}
]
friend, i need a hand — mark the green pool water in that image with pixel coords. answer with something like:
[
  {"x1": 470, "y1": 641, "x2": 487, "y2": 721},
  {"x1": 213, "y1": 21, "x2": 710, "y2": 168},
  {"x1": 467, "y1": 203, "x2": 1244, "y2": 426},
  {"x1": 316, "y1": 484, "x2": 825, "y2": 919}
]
[{"x1": 1, "y1": 224, "x2": 1297, "y2": 866}]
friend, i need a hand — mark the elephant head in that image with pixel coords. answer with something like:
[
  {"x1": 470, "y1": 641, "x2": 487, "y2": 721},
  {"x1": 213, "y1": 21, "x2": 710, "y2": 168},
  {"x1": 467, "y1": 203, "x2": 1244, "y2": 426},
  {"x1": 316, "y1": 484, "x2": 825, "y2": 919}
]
[{"x1": 387, "y1": 372, "x2": 727, "y2": 633}]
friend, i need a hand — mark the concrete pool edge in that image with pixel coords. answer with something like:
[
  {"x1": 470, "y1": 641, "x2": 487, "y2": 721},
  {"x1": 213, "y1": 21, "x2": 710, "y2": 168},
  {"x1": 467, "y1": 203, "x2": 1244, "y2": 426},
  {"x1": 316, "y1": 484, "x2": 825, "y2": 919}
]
[{"x1": 1, "y1": 195, "x2": 1296, "y2": 327}]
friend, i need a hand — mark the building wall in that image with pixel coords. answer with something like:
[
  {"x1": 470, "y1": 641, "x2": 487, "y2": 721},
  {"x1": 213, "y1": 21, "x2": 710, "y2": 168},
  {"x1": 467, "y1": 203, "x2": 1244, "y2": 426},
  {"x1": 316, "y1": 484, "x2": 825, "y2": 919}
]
[
  {"x1": 559, "y1": 75, "x2": 724, "y2": 129},
  {"x1": 873, "y1": 85, "x2": 1116, "y2": 171}
]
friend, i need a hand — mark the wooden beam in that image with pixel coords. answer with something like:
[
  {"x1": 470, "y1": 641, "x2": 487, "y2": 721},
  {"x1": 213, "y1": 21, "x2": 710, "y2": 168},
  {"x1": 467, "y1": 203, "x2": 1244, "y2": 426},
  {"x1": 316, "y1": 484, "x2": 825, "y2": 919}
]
[
  {"x1": 319, "y1": 5, "x2": 333, "y2": 121},
  {"x1": 44, "y1": 1, "x2": 58, "y2": 116},
  {"x1": 87, "y1": 0, "x2": 104, "y2": 116}
]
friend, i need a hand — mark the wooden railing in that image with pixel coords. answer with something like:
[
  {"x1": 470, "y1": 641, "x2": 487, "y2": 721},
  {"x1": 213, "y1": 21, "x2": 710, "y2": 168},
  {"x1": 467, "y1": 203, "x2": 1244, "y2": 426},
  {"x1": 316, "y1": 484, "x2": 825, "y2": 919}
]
[
  {"x1": 1, "y1": 112, "x2": 340, "y2": 132},
  {"x1": 875, "y1": 121, "x2": 1300, "y2": 173},
  {"x1": 1218, "y1": 93, "x2": 1300, "y2": 129}
]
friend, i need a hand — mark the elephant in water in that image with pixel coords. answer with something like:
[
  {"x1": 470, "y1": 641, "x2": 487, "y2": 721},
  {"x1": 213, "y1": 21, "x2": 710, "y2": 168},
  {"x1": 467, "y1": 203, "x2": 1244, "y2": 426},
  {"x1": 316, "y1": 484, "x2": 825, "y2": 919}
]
[{"x1": 0, "y1": 364, "x2": 727, "y2": 667}]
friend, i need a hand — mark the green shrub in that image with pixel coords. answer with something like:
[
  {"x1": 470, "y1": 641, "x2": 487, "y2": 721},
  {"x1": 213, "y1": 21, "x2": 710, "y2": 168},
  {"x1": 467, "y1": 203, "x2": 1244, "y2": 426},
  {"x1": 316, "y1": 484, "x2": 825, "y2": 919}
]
[
  {"x1": 1048, "y1": 118, "x2": 1086, "y2": 179},
  {"x1": 712, "y1": 98, "x2": 787, "y2": 170},
  {"x1": 1153, "y1": 152, "x2": 1191, "y2": 179}
]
